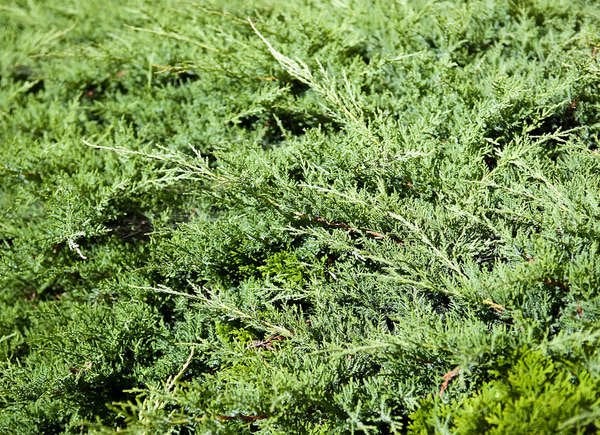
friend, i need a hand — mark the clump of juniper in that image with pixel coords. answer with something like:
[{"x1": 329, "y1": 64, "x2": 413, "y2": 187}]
[{"x1": 1, "y1": 0, "x2": 599, "y2": 433}]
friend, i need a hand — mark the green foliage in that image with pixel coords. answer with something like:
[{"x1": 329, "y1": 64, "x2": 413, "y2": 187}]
[
  {"x1": 410, "y1": 349, "x2": 600, "y2": 433},
  {"x1": 1, "y1": 0, "x2": 599, "y2": 433}
]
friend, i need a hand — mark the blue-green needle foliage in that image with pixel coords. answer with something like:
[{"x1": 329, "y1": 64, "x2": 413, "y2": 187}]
[{"x1": 1, "y1": 0, "x2": 599, "y2": 433}]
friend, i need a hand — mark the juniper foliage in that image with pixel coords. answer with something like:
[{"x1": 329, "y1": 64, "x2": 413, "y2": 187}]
[{"x1": 1, "y1": 0, "x2": 599, "y2": 433}]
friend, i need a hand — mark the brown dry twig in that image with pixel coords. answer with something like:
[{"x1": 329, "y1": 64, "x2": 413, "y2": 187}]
[
  {"x1": 483, "y1": 299, "x2": 506, "y2": 314},
  {"x1": 293, "y1": 212, "x2": 402, "y2": 243},
  {"x1": 247, "y1": 334, "x2": 286, "y2": 351},
  {"x1": 439, "y1": 366, "x2": 461, "y2": 397}
]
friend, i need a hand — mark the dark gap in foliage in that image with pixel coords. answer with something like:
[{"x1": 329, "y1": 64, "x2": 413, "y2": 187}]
[
  {"x1": 368, "y1": 420, "x2": 392, "y2": 434},
  {"x1": 36, "y1": 418, "x2": 66, "y2": 435},
  {"x1": 360, "y1": 82, "x2": 372, "y2": 96},
  {"x1": 249, "y1": 422, "x2": 262, "y2": 433},
  {"x1": 355, "y1": 175, "x2": 414, "y2": 199},
  {"x1": 288, "y1": 235, "x2": 308, "y2": 252},
  {"x1": 529, "y1": 102, "x2": 581, "y2": 161},
  {"x1": 430, "y1": 293, "x2": 453, "y2": 314},
  {"x1": 484, "y1": 101, "x2": 582, "y2": 162},
  {"x1": 151, "y1": 418, "x2": 193, "y2": 435},
  {"x1": 261, "y1": 110, "x2": 323, "y2": 148},
  {"x1": 148, "y1": 272, "x2": 184, "y2": 291},
  {"x1": 477, "y1": 307, "x2": 513, "y2": 327},
  {"x1": 176, "y1": 144, "x2": 219, "y2": 170},
  {"x1": 271, "y1": 296, "x2": 313, "y2": 314},
  {"x1": 343, "y1": 43, "x2": 371, "y2": 65},
  {"x1": 542, "y1": 277, "x2": 570, "y2": 325},
  {"x1": 7, "y1": 339, "x2": 30, "y2": 364},
  {"x1": 32, "y1": 270, "x2": 83, "y2": 301},
  {"x1": 177, "y1": 358, "x2": 212, "y2": 382},
  {"x1": 2, "y1": 164, "x2": 41, "y2": 183},
  {"x1": 1, "y1": 237, "x2": 15, "y2": 248},
  {"x1": 453, "y1": 35, "x2": 505, "y2": 67},
  {"x1": 201, "y1": 151, "x2": 218, "y2": 169},
  {"x1": 142, "y1": 276, "x2": 205, "y2": 326},
  {"x1": 322, "y1": 250, "x2": 340, "y2": 282},
  {"x1": 76, "y1": 77, "x2": 130, "y2": 128},
  {"x1": 81, "y1": 83, "x2": 104, "y2": 101},
  {"x1": 74, "y1": 373, "x2": 138, "y2": 425},
  {"x1": 158, "y1": 69, "x2": 200, "y2": 87},
  {"x1": 507, "y1": 3, "x2": 547, "y2": 27},
  {"x1": 307, "y1": 39, "x2": 327, "y2": 57},
  {"x1": 362, "y1": 256, "x2": 387, "y2": 274},
  {"x1": 475, "y1": 247, "x2": 508, "y2": 271},
  {"x1": 145, "y1": 293, "x2": 182, "y2": 327},
  {"x1": 471, "y1": 230, "x2": 507, "y2": 270},
  {"x1": 462, "y1": 38, "x2": 498, "y2": 58},
  {"x1": 286, "y1": 166, "x2": 306, "y2": 183},
  {"x1": 384, "y1": 315, "x2": 395, "y2": 333},
  {"x1": 422, "y1": 36, "x2": 439, "y2": 51},
  {"x1": 342, "y1": 353, "x2": 383, "y2": 381},
  {"x1": 483, "y1": 152, "x2": 498, "y2": 171},
  {"x1": 237, "y1": 114, "x2": 260, "y2": 130},
  {"x1": 27, "y1": 80, "x2": 46, "y2": 95},
  {"x1": 11, "y1": 64, "x2": 45, "y2": 95},
  {"x1": 171, "y1": 424, "x2": 194, "y2": 435},
  {"x1": 11, "y1": 65, "x2": 45, "y2": 94},
  {"x1": 84, "y1": 106, "x2": 106, "y2": 125},
  {"x1": 277, "y1": 72, "x2": 310, "y2": 96},
  {"x1": 80, "y1": 78, "x2": 128, "y2": 102},
  {"x1": 105, "y1": 211, "x2": 153, "y2": 243},
  {"x1": 214, "y1": 265, "x2": 249, "y2": 287},
  {"x1": 236, "y1": 109, "x2": 340, "y2": 148},
  {"x1": 25, "y1": 79, "x2": 45, "y2": 95}
]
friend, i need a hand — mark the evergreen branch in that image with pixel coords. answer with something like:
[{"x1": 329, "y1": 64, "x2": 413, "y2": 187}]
[
  {"x1": 388, "y1": 211, "x2": 465, "y2": 277},
  {"x1": 133, "y1": 284, "x2": 294, "y2": 338},
  {"x1": 292, "y1": 211, "x2": 400, "y2": 242},
  {"x1": 166, "y1": 348, "x2": 195, "y2": 391},
  {"x1": 248, "y1": 18, "x2": 377, "y2": 144}
]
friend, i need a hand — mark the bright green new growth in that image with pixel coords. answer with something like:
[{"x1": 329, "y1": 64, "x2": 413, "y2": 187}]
[{"x1": 1, "y1": 0, "x2": 599, "y2": 433}]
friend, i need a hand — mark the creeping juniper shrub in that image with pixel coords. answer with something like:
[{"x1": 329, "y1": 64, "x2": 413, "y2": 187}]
[{"x1": 1, "y1": 0, "x2": 599, "y2": 433}]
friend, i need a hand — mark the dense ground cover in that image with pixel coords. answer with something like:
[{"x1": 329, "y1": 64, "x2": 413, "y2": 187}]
[{"x1": 1, "y1": 0, "x2": 599, "y2": 432}]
